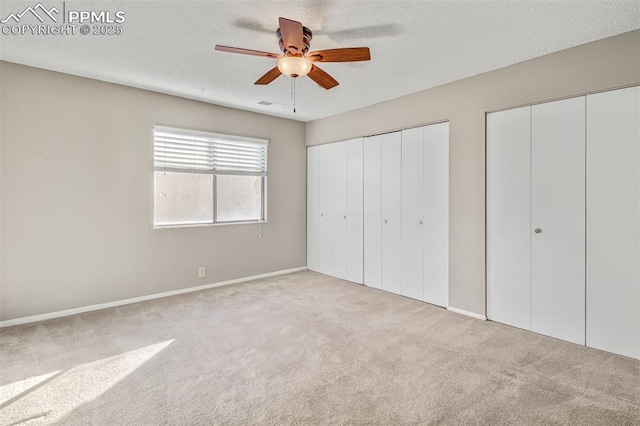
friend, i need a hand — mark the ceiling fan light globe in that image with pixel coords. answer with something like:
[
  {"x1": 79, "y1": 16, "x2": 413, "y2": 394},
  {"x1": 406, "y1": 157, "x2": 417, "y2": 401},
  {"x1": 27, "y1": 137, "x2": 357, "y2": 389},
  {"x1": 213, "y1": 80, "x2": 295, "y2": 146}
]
[{"x1": 277, "y1": 56, "x2": 312, "y2": 77}]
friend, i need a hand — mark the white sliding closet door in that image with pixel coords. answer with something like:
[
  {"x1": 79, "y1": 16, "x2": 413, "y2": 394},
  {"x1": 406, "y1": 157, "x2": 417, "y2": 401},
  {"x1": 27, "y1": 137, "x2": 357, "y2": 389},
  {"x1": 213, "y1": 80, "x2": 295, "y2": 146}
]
[
  {"x1": 401, "y1": 127, "x2": 424, "y2": 300},
  {"x1": 531, "y1": 97, "x2": 586, "y2": 345},
  {"x1": 486, "y1": 107, "x2": 532, "y2": 330},
  {"x1": 364, "y1": 135, "x2": 382, "y2": 289},
  {"x1": 423, "y1": 122, "x2": 449, "y2": 307},
  {"x1": 332, "y1": 141, "x2": 348, "y2": 280},
  {"x1": 586, "y1": 86, "x2": 640, "y2": 359},
  {"x1": 346, "y1": 138, "x2": 364, "y2": 284},
  {"x1": 307, "y1": 146, "x2": 319, "y2": 272},
  {"x1": 317, "y1": 143, "x2": 333, "y2": 276},
  {"x1": 381, "y1": 132, "x2": 403, "y2": 295}
]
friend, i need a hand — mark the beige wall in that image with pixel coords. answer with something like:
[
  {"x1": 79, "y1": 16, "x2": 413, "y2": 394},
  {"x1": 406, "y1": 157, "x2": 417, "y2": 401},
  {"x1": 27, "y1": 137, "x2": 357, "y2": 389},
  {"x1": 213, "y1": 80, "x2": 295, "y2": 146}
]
[
  {"x1": 305, "y1": 30, "x2": 640, "y2": 316},
  {"x1": 2, "y1": 30, "x2": 638, "y2": 322},
  {"x1": 0, "y1": 62, "x2": 307, "y2": 321}
]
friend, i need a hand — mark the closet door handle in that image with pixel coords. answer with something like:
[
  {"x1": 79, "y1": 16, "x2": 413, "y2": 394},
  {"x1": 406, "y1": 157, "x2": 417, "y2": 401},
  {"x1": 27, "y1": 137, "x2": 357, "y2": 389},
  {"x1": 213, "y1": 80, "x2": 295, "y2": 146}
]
[
  {"x1": 534, "y1": 228, "x2": 542, "y2": 234},
  {"x1": 343, "y1": 215, "x2": 347, "y2": 219},
  {"x1": 384, "y1": 219, "x2": 388, "y2": 224},
  {"x1": 418, "y1": 220, "x2": 423, "y2": 225}
]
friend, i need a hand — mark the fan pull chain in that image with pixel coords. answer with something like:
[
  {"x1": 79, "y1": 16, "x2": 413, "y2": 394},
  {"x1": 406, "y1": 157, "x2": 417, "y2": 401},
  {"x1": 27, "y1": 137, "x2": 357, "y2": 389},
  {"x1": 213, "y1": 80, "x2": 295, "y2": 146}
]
[{"x1": 291, "y1": 77, "x2": 296, "y2": 113}]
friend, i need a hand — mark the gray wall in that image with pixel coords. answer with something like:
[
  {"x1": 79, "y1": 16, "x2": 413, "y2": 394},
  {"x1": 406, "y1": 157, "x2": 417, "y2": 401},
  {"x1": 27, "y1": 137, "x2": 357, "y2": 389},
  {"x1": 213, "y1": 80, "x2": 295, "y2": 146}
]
[
  {"x1": 0, "y1": 62, "x2": 307, "y2": 321},
  {"x1": 305, "y1": 30, "x2": 640, "y2": 316}
]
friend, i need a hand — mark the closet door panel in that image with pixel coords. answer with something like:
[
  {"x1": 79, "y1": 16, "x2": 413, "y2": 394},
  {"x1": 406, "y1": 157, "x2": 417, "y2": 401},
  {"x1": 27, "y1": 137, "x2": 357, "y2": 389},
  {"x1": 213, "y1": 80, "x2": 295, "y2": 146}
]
[
  {"x1": 586, "y1": 86, "x2": 640, "y2": 359},
  {"x1": 486, "y1": 107, "x2": 532, "y2": 329},
  {"x1": 531, "y1": 97, "x2": 586, "y2": 345},
  {"x1": 332, "y1": 141, "x2": 348, "y2": 280},
  {"x1": 401, "y1": 127, "x2": 424, "y2": 300},
  {"x1": 317, "y1": 143, "x2": 333, "y2": 275},
  {"x1": 423, "y1": 122, "x2": 450, "y2": 307},
  {"x1": 347, "y1": 138, "x2": 364, "y2": 284},
  {"x1": 381, "y1": 132, "x2": 403, "y2": 295},
  {"x1": 307, "y1": 147, "x2": 320, "y2": 272},
  {"x1": 364, "y1": 136, "x2": 382, "y2": 289}
]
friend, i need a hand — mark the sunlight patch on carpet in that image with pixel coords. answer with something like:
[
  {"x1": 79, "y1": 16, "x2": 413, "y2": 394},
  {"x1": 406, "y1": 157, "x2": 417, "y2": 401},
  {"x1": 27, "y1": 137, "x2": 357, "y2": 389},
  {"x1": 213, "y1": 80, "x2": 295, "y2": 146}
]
[
  {"x1": 0, "y1": 371, "x2": 62, "y2": 405},
  {"x1": 0, "y1": 339, "x2": 174, "y2": 424}
]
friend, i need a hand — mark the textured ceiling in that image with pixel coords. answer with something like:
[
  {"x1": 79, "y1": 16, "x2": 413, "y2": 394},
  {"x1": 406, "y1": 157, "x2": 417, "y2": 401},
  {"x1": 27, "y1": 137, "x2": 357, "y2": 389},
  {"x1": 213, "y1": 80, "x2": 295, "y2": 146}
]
[{"x1": 1, "y1": 1, "x2": 638, "y2": 121}]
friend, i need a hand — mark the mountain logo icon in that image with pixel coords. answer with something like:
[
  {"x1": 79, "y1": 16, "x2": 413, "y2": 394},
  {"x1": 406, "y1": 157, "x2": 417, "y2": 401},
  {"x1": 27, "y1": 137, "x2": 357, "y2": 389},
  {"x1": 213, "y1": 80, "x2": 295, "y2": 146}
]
[{"x1": 1, "y1": 2, "x2": 59, "y2": 24}]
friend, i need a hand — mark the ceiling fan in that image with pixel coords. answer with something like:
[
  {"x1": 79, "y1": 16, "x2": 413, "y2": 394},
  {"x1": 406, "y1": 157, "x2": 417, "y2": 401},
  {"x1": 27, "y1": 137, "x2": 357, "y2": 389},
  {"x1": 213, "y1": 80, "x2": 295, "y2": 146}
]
[{"x1": 215, "y1": 17, "x2": 371, "y2": 90}]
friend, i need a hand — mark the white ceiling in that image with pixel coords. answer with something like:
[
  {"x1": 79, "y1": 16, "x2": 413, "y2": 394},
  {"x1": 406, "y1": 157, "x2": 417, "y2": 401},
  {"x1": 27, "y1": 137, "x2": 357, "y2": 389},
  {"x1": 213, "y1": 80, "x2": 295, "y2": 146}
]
[{"x1": 1, "y1": 1, "x2": 638, "y2": 121}]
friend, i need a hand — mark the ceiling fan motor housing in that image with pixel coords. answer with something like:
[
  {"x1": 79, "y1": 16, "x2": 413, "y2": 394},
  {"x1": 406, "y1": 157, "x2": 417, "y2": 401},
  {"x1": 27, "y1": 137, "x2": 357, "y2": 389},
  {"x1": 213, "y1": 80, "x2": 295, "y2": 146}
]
[{"x1": 277, "y1": 26, "x2": 312, "y2": 55}]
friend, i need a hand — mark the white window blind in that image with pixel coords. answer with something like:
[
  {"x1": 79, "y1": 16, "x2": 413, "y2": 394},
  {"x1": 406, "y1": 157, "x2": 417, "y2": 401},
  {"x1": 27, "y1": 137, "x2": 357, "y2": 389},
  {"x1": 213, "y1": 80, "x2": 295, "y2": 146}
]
[{"x1": 154, "y1": 126, "x2": 268, "y2": 176}]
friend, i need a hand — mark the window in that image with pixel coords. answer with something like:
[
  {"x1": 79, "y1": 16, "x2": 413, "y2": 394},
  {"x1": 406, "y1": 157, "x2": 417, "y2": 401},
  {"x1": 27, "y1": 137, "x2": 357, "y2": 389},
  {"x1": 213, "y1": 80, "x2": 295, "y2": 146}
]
[{"x1": 153, "y1": 126, "x2": 267, "y2": 227}]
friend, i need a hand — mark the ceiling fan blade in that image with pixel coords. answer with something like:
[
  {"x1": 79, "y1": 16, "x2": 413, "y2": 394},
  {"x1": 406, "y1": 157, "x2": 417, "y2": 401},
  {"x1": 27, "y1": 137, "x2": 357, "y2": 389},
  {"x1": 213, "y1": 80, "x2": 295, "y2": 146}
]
[
  {"x1": 307, "y1": 65, "x2": 339, "y2": 90},
  {"x1": 279, "y1": 17, "x2": 304, "y2": 54},
  {"x1": 215, "y1": 45, "x2": 280, "y2": 59},
  {"x1": 255, "y1": 67, "x2": 282, "y2": 85},
  {"x1": 307, "y1": 47, "x2": 371, "y2": 62}
]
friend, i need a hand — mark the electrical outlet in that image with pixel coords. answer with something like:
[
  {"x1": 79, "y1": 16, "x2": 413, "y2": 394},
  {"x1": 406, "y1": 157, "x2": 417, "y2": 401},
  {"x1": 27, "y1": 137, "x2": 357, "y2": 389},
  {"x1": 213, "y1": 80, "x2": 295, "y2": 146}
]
[{"x1": 198, "y1": 267, "x2": 206, "y2": 278}]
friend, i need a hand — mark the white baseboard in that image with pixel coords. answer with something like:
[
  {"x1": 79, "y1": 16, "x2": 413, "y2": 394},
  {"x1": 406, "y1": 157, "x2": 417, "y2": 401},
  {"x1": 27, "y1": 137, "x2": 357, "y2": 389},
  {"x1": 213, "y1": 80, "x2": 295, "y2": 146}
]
[
  {"x1": 447, "y1": 306, "x2": 487, "y2": 320},
  {"x1": 0, "y1": 266, "x2": 308, "y2": 328}
]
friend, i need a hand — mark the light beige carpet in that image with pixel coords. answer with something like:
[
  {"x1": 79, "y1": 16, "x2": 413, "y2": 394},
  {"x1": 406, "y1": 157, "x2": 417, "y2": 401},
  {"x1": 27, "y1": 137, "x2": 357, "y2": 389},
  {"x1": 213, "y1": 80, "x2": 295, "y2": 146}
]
[{"x1": 0, "y1": 270, "x2": 638, "y2": 425}]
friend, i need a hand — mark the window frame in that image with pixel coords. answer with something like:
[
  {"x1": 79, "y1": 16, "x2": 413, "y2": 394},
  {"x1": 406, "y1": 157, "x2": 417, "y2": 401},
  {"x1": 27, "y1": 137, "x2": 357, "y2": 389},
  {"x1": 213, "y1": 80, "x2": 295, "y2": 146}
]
[{"x1": 152, "y1": 126, "x2": 268, "y2": 229}]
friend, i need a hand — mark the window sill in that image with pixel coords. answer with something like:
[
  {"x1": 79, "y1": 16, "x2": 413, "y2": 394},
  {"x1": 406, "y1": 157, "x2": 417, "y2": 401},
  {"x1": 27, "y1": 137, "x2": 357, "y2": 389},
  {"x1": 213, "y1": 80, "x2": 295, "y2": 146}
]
[{"x1": 153, "y1": 220, "x2": 267, "y2": 230}]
